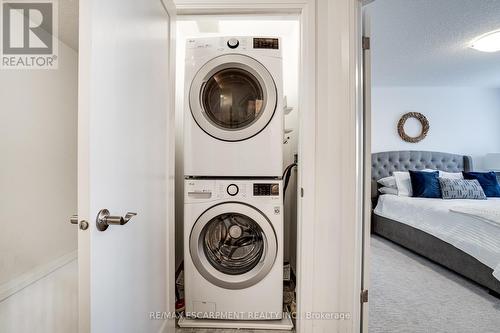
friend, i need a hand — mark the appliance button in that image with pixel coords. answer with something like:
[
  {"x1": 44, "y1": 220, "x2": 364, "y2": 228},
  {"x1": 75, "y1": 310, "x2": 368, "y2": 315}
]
[
  {"x1": 227, "y1": 184, "x2": 239, "y2": 196},
  {"x1": 227, "y1": 38, "x2": 239, "y2": 49}
]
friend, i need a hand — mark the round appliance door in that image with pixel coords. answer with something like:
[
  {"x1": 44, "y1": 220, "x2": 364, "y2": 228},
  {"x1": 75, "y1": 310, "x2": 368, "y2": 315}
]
[
  {"x1": 190, "y1": 202, "x2": 277, "y2": 290},
  {"x1": 189, "y1": 54, "x2": 277, "y2": 142}
]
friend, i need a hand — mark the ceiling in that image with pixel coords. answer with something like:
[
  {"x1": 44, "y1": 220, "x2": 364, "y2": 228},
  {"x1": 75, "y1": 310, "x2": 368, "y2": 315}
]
[
  {"x1": 177, "y1": 17, "x2": 299, "y2": 37},
  {"x1": 366, "y1": 0, "x2": 500, "y2": 87},
  {"x1": 58, "y1": 0, "x2": 79, "y2": 50}
]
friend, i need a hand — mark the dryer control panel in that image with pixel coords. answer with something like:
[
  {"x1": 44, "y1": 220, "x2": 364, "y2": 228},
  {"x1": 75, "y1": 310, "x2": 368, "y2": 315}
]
[
  {"x1": 253, "y1": 38, "x2": 279, "y2": 49},
  {"x1": 185, "y1": 36, "x2": 282, "y2": 59}
]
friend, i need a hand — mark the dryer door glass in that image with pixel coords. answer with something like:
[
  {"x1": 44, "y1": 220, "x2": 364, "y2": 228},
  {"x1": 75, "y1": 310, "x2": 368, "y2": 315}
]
[
  {"x1": 189, "y1": 54, "x2": 277, "y2": 142},
  {"x1": 202, "y1": 68, "x2": 264, "y2": 129},
  {"x1": 202, "y1": 212, "x2": 264, "y2": 275}
]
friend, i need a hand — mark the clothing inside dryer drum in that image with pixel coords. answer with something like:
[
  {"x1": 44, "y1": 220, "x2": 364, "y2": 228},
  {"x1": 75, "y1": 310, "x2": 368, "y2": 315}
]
[
  {"x1": 202, "y1": 68, "x2": 264, "y2": 129},
  {"x1": 202, "y1": 212, "x2": 265, "y2": 275}
]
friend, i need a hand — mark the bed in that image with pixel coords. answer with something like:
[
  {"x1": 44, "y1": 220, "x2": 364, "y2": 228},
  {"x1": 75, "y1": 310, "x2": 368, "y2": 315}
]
[{"x1": 371, "y1": 151, "x2": 500, "y2": 295}]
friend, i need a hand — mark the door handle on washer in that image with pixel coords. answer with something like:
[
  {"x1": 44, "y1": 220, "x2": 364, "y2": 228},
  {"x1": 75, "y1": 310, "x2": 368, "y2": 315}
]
[{"x1": 96, "y1": 209, "x2": 137, "y2": 232}]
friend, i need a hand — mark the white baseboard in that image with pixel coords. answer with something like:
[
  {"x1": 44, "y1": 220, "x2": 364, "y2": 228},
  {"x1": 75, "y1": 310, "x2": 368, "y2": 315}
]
[
  {"x1": 178, "y1": 316, "x2": 294, "y2": 330},
  {"x1": 0, "y1": 250, "x2": 77, "y2": 302}
]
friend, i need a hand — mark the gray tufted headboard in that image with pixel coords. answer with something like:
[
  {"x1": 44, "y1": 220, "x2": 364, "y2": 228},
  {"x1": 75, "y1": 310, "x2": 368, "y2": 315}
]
[{"x1": 371, "y1": 151, "x2": 473, "y2": 202}]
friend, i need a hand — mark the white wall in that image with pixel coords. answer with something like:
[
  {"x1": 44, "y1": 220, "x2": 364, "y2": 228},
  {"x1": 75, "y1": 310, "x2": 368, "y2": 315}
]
[
  {"x1": 0, "y1": 41, "x2": 78, "y2": 286},
  {"x1": 175, "y1": 19, "x2": 300, "y2": 269},
  {"x1": 372, "y1": 87, "x2": 500, "y2": 170}
]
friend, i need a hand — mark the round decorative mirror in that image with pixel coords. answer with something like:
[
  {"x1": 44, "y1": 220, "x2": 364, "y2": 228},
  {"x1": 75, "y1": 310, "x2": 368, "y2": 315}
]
[{"x1": 397, "y1": 112, "x2": 429, "y2": 143}]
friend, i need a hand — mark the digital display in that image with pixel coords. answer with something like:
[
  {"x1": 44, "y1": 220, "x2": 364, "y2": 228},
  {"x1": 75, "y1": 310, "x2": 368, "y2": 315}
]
[
  {"x1": 253, "y1": 38, "x2": 279, "y2": 49},
  {"x1": 253, "y1": 183, "x2": 280, "y2": 196}
]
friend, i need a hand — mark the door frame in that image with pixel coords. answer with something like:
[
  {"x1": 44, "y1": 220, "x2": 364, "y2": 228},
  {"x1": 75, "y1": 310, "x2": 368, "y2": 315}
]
[
  {"x1": 360, "y1": 6, "x2": 372, "y2": 333},
  {"x1": 160, "y1": 0, "x2": 177, "y2": 332},
  {"x1": 175, "y1": 3, "x2": 316, "y2": 332},
  {"x1": 360, "y1": 1, "x2": 374, "y2": 331},
  {"x1": 173, "y1": 1, "x2": 365, "y2": 332}
]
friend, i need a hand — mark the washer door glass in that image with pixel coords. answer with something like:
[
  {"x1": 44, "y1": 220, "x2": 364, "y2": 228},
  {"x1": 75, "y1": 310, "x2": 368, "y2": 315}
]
[
  {"x1": 202, "y1": 69, "x2": 264, "y2": 130},
  {"x1": 189, "y1": 202, "x2": 278, "y2": 290},
  {"x1": 202, "y1": 212, "x2": 264, "y2": 275},
  {"x1": 189, "y1": 54, "x2": 277, "y2": 142}
]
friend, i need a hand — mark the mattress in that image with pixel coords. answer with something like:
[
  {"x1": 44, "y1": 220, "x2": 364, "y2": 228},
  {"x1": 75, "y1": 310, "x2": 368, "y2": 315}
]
[{"x1": 374, "y1": 195, "x2": 500, "y2": 280}]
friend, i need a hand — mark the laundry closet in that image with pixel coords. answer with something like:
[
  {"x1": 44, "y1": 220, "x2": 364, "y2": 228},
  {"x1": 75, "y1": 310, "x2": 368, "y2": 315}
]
[{"x1": 174, "y1": 16, "x2": 300, "y2": 330}]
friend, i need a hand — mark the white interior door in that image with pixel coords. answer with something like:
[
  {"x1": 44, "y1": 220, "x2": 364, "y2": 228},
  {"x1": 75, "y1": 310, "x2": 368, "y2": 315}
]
[{"x1": 78, "y1": 0, "x2": 176, "y2": 332}]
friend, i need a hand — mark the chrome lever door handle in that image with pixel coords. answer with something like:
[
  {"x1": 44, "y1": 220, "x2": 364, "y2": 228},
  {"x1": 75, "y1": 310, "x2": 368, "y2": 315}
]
[
  {"x1": 70, "y1": 214, "x2": 78, "y2": 224},
  {"x1": 96, "y1": 209, "x2": 137, "y2": 232}
]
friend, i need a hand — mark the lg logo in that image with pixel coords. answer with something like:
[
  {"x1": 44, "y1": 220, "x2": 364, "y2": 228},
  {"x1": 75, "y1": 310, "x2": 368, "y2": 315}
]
[{"x1": 1, "y1": 1, "x2": 57, "y2": 69}]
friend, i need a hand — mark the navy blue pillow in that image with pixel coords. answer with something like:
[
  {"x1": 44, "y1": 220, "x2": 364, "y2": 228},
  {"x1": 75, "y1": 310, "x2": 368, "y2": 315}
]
[
  {"x1": 409, "y1": 170, "x2": 441, "y2": 198},
  {"x1": 463, "y1": 171, "x2": 500, "y2": 197}
]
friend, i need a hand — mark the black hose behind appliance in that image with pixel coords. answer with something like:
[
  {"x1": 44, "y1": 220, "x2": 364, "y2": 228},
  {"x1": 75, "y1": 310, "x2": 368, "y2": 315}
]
[{"x1": 282, "y1": 160, "x2": 297, "y2": 202}]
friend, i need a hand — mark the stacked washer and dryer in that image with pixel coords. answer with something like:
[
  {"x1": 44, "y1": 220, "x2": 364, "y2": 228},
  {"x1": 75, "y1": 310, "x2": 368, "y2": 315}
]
[{"x1": 183, "y1": 36, "x2": 286, "y2": 323}]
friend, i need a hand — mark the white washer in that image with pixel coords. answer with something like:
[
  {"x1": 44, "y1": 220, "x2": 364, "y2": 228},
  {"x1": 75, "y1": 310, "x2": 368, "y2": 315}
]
[
  {"x1": 184, "y1": 36, "x2": 284, "y2": 177},
  {"x1": 184, "y1": 179, "x2": 283, "y2": 320}
]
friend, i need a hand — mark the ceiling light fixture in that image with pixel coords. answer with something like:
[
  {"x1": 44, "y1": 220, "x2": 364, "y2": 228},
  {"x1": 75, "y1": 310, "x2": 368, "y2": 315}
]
[{"x1": 470, "y1": 30, "x2": 500, "y2": 52}]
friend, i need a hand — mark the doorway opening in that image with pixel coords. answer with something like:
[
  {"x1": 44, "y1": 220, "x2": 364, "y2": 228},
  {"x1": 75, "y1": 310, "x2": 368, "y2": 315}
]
[
  {"x1": 174, "y1": 15, "x2": 301, "y2": 331},
  {"x1": 364, "y1": 1, "x2": 500, "y2": 332}
]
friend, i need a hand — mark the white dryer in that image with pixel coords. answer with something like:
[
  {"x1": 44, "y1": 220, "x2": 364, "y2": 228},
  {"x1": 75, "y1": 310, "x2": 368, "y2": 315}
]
[
  {"x1": 184, "y1": 36, "x2": 284, "y2": 177},
  {"x1": 184, "y1": 179, "x2": 283, "y2": 320}
]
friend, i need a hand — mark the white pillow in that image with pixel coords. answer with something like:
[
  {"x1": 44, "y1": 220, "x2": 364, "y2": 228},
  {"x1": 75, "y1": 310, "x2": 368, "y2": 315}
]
[
  {"x1": 423, "y1": 169, "x2": 463, "y2": 179},
  {"x1": 393, "y1": 171, "x2": 412, "y2": 196},
  {"x1": 377, "y1": 176, "x2": 397, "y2": 189},
  {"x1": 439, "y1": 171, "x2": 463, "y2": 179},
  {"x1": 378, "y1": 187, "x2": 398, "y2": 195}
]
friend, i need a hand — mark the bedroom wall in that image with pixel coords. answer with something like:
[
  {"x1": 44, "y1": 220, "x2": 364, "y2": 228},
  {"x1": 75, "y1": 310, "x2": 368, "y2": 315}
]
[
  {"x1": 0, "y1": 41, "x2": 78, "y2": 286},
  {"x1": 372, "y1": 86, "x2": 500, "y2": 170}
]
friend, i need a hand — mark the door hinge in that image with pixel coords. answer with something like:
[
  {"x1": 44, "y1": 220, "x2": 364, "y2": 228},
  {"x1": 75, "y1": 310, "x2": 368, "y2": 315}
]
[
  {"x1": 362, "y1": 37, "x2": 370, "y2": 50},
  {"x1": 361, "y1": 289, "x2": 369, "y2": 303},
  {"x1": 300, "y1": 187, "x2": 304, "y2": 197}
]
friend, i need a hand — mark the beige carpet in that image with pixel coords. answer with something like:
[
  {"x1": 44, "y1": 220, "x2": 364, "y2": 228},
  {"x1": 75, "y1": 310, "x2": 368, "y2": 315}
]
[{"x1": 369, "y1": 235, "x2": 500, "y2": 333}]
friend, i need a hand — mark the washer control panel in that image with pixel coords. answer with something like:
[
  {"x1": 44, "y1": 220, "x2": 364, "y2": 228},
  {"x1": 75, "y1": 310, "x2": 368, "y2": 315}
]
[
  {"x1": 253, "y1": 183, "x2": 280, "y2": 196},
  {"x1": 215, "y1": 181, "x2": 281, "y2": 199},
  {"x1": 185, "y1": 179, "x2": 282, "y2": 202}
]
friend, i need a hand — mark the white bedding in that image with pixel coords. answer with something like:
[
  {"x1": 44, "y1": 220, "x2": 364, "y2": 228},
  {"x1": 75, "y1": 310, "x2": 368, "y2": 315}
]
[
  {"x1": 374, "y1": 195, "x2": 500, "y2": 280},
  {"x1": 450, "y1": 206, "x2": 500, "y2": 227}
]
